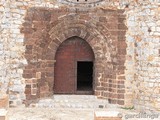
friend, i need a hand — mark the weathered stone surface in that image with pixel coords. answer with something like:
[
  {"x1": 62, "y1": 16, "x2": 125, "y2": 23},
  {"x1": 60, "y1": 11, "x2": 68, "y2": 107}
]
[
  {"x1": 0, "y1": 94, "x2": 8, "y2": 109},
  {"x1": 0, "y1": 0, "x2": 159, "y2": 112},
  {"x1": 0, "y1": 109, "x2": 8, "y2": 120},
  {"x1": 94, "y1": 111, "x2": 122, "y2": 120},
  {"x1": 20, "y1": 4, "x2": 126, "y2": 106}
]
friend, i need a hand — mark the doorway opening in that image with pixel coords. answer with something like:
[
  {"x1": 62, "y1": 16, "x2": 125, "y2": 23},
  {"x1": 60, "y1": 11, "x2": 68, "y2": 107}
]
[
  {"x1": 54, "y1": 37, "x2": 95, "y2": 94},
  {"x1": 77, "y1": 61, "x2": 93, "y2": 93}
]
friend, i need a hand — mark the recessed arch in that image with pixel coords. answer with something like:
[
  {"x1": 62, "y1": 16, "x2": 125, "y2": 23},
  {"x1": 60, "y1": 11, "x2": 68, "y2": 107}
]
[
  {"x1": 48, "y1": 22, "x2": 112, "y2": 97},
  {"x1": 48, "y1": 25, "x2": 111, "y2": 60}
]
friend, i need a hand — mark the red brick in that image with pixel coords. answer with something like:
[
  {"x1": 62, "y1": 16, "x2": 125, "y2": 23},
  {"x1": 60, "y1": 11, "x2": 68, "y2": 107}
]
[
  {"x1": 118, "y1": 23, "x2": 127, "y2": 30},
  {"x1": 118, "y1": 49, "x2": 126, "y2": 55},
  {"x1": 99, "y1": 17, "x2": 107, "y2": 22},
  {"x1": 23, "y1": 74, "x2": 33, "y2": 78},
  {"x1": 117, "y1": 100, "x2": 124, "y2": 105},
  {"x1": 22, "y1": 7, "x2": 127, "y2": 105},
  {"x1": 25, "y1": 88, "x2": 31, "y2": 95},
  {"x1": 117, "y1": 89, "x2": 125, "y2": 94},
  {"x1": 118, "y1": 94, "x2": 125, "y2": 99}
]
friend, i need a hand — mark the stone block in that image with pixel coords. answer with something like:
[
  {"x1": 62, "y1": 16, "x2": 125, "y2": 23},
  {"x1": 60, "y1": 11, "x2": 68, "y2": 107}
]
[
  {"x1": 0, "y1": 94, "x2": 9, "y2": 109},
  {"x1": 94, "y1": 111, "x2": 122, "y2": 120},
  {"x1": 0, "y1": 109, "x2": 8, "y2": 120}
]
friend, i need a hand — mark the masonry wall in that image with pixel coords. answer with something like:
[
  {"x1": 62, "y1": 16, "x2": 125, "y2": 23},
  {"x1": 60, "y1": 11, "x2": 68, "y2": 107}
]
[
  {"x1": 21, "y1": 6, "x2": 127, "y2": 106},
  {"x1": 0, "y1": 0, "x2": 160, "y2": 112}
]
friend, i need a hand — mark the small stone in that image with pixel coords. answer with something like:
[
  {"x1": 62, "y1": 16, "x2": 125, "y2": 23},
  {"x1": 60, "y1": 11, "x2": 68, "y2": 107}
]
[
  {"x1": 0, "y1": 6, "x2": 4, "y2": 11},
  {"x1": 156, "y1": 27, "x2": 160, "y2": 31}
]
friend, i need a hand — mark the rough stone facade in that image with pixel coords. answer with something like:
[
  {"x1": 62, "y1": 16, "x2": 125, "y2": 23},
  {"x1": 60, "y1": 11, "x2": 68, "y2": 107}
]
[{"x1": 0, "y1": 0, "x2": 160, "y2": 112}]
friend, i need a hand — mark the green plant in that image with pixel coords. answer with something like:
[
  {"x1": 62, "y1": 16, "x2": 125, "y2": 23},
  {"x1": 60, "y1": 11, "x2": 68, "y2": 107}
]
[{"x1": 121, "y1": 106, "x2": 134, "y2": 110}]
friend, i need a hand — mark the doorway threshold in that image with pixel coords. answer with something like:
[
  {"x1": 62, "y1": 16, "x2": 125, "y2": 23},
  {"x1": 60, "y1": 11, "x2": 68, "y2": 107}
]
[
  {"x1": 29, "y1": 95, "x2": 109, "y2": 109},
  {"x1": 76, "y1": 91, "x2": 93, "y2": 95}
]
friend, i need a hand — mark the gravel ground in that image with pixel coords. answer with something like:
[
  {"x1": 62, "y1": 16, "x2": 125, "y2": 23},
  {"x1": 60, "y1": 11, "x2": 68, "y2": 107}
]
[
  {"x1": 8, "y1": 107, "x2": 160, "y2": 120},
  {"x1": 8, "y1": 108, "x2": 94, "y2": 120}
]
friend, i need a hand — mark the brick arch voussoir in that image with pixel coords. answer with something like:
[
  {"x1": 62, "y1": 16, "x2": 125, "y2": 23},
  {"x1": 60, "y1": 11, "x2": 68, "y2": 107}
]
[
  {"x1": 48, "y1": 19, "x2": 114, "y2": 99},
  {"x1": 48, "y1": 19, "x2": 112, "y2": 61},
  {"x1": 49, "y1": 28, "x2": 97, "y2": 57},
  {"x1": 49, "y1": 15, "x2": 111, "y2": 44}
]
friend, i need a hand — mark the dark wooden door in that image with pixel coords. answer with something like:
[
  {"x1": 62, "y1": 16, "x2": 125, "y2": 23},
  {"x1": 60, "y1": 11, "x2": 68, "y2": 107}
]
[{"x1": 54, "y1": 36, "x2": 94, "y2": 94}]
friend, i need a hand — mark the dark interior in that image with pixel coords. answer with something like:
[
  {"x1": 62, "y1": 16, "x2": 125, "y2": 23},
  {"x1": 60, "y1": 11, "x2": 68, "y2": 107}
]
[{"x1": 77, "y1": 61, "x2": 93, "y2": 91}]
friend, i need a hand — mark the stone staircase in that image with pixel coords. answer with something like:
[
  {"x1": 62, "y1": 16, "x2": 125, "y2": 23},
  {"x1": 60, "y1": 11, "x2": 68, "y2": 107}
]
[{"x1": 30, "y1": 95, "x2": 109, "y2": 109}]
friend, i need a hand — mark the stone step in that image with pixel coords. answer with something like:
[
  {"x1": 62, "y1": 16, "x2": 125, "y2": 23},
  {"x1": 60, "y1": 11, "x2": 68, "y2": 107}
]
[
  {"x1": 30, "y1": 95, "x2": 108, "y2": 109},
  {"x1": 94, "y1": 111, "x2": 122, "y2": 120},
  {"x1": 53, "y1": 95, "x2": 97, "y2": 100},
  {"x1": 0, "y1": 94, "x2": 9, "y2": 109},
  {"x1": 0, "y1": 109, "x2": 8, "y2": 120}
]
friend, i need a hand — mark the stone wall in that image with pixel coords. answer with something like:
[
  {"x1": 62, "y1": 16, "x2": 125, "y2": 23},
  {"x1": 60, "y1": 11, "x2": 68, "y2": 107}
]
[
  {"x1": 0, "y1": 0, "x2": 160, "y2": 112},
  {"x1": 127, "y1": 1, "x2": 160, "y2": 112}
]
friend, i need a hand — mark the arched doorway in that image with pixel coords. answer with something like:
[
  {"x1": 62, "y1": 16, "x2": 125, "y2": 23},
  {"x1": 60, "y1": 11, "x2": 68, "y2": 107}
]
[{"x1": 54, "y1": 36, "x2": 95, "y2": 94}]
